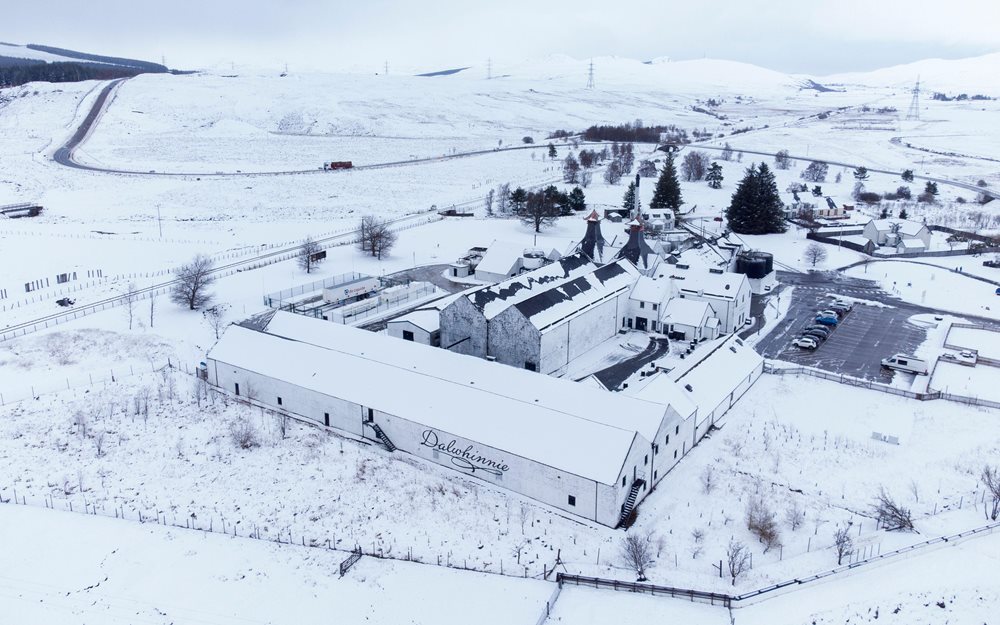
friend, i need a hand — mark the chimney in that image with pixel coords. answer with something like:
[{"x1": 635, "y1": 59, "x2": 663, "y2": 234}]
[{"x1": 581, "y1": 210, "x2": 604, "y2": 262}]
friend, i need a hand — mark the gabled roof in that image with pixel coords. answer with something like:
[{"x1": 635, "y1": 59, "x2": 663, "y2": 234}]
[
  {"x1": 669, "y1": 334, "x2": 763, "y2": 418},
  {"x1": 867, "y1": 218, "x2": 927, "y2": 237},
  {"x1": 663, "y1": 298, "x2": 712, "y2": 327},
  {"x1": 630, "y1": 276, "x2": 673, "y2": 304},
  {"x1": 512, "y1": 260, "x2": 640, "y2": 332},
  {"x1": 468, "y1": 252, "x2": 597, "y2": 320},
  {"x1": 208, "y1": 311, "x2": 668, "y2": 484},
  {"x1": 674, "y1": 269, "x2": 749, "y2": 301},
  {"x1": 474, "y1": 240, "x2": 525, "y2": 277}
]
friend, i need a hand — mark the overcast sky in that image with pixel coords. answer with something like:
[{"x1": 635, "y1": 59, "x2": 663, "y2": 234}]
[{"x1": 4, "y1": 0, "x2": 998, "y2": 75}]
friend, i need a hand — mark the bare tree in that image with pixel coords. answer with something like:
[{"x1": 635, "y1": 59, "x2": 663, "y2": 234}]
[
  {"x1": 275, "y1": 412, "x2": 290, "y2": 440},
  {"x1": 562, "y1": 154, "x2": 580, "y2": 183},
  {"x1": 872, "y1": 488, "x2": 914, "y2": 531},
  {"x1": 746, "y1": 495, "x2": 782, "y2": 553},
  {"x1": 511, "y1": 538, "x2": 529, "y2": 564},
  {"x1": 149, "y1": 292, "x2": 157, "y2": 328},
  {"x1": 804, "y1": 242, "x2": 828, "y2": 267},
  {"x1": 122, "y1": 281, "x2": 138, "y2": 330},
  {"x1": 202, "y1": 304, "x2": 230, "y2": 340},
  {"x1": 93, "y1": 430, "x2": 106, "y2": 457},
  {"x1": 785, "y1": 500, "x2": 804, "y2": 531},
  {"x1": 170, "y1": 254, "x2": 216, "y2": 310},
  {"x1": 298, "y1": 237, "x2": 323, "y2": 274},
  {"x1": 726, "y1": 539, "x2": 751, "y2": 586},
  {"x1": 690, "y1": 528, "x2": 705, "y2": 559},
  {"x1": 680, "y1": 151, "x2": 710, "y2": 181},
  {"x1": 774, "y1": 149, "x2": 792, "y2": 170},
  {"x1": 700, "y1": 465, "x2": 716, "y2": 494},
  {"x1": 833, "y1": 526, "x2": 854, "y2": 565},
  {"x1": 358, "y1": 215, "x2": 398, "y2": 260},
  {"x1": 496, "y1": 183, "x2": 511, "y2": 215},
  {"x1": 519, "y1": 502, "x2": 530, "y2": 533},
  {"x1": 619, "y1": 532, "x2": 654, "y2": 581},
  {"x1": 484, "y1": 188, "x2": 496, "y2": 216},
  {"x1": 721, "y1": 143, "x2": 734, "y2": 161},
  {"x1": 982, "y1": 465, "x2": 1000, "y2": 520},
  {"x1": 230, "y1": 417, "x2": 260, "y2": 449}
]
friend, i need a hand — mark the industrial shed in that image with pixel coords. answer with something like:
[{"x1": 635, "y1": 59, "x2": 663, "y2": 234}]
[{"x1": 206, "y1": 311, "x2": 684, "y2": 527}]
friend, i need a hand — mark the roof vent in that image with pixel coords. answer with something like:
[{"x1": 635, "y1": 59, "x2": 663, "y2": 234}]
[
  {"x1": 709, "y1": 268, "x2": 724, "y2": 274},
  {"x1": 729, "y1": 346, "x2": 738, "y2": 353},
  {"x1": 684, "y1": 384, "x2": 693, "y2": 392}
]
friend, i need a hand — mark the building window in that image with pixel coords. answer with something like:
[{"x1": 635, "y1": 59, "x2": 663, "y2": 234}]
[
  {"x1": 654, "y1": 470, "x2": 658, "y2": 480},
  {"x1": 622, "y1": 476, "x2": 626, "y2": 488},
  {"x1": 653, "y1": 444, "x2": 658, "y2": 455},
  {"x1": 652, "y1": 303, "x2": 658, "y2": 311},
  {"x1": 674, "y1": 450, "x2": 678, "y2": 459},
  {"x1": 568, "y1": 495, "x2": 576, "y2": 507},
  {"x1": 402, "y1": 330, "x2": 414, "y2": 341},
  {"x1": 644, "y1": 455, "x2": 648, "y2": 466},
  {"x1": 234, "y1": 382, "x2": 240, "y2": 396},
  {"x1": 367, "y1": 408, "x2": 374, "y2": 422},
  {"x1": 324, "y1": 413, "x2": 330, "y2": 427},
  {"x1": 639, "y1": 301, "x2": 645, "y2": 309},
  {"x1": 665, "y1": 434, "x2": 670, "y2": 445},
  {"x1": 675, "y1": 425, "x2": 680, "y2": 435},
  {"x1": 277, "y1": 397, "x2": 283, "y2": 406},
  {"x1": 524, "y1": 361, "x2": 537, "y2": 372}
]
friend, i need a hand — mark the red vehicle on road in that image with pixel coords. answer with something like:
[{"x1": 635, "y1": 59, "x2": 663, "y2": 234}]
[{"x1": 323, "y1": 161, "x2": 353, "y2": 170}]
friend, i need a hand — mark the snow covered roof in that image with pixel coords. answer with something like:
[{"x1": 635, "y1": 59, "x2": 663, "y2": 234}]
[
  {"x1": 898, "y1": 238, "x2": 926, "y2": 250},
  {"x1": 672, "y1": 268, "x2": 749, "y2": 301},
  {"x1": 867, "y1": 219, "x2": 927, "y2": 237},
  {"x1": 388, "y1": 309, "x2": 441, "y2": 333},
  {"x1": 474, "y1": 240, "x2": 525, "y2": 277},
  {"x1": 624, "y1": 373, "x2": 698, "y2": 422},
  {"x1": 209, "y1": 312, "x2": 669, "y2": 484},
  {"x1": 629, "y1": 276, "x2": 673, "y2": 304},
  {"x1": 662, "y1": 298, "x2": 712, "y2": 327},
  {"x1": 468, "y1": 253, "x2": 597, "y2": 320},
  {"x1": 513, "y1": 260, "x2": 640, "y2": 333},
  {"x1": 669, "y1": 335, "x2": 763, "y2": 418}
]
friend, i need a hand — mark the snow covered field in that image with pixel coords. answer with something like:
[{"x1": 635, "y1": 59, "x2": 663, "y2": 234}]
[
  {"x1": 947, "y1": 325, "x2": 1000, "y2": 360},
  {"x1": 3, "y1": 51, "x2": 1000, "y2": 621}
]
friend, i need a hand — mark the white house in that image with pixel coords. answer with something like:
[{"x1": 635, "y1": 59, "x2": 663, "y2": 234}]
[
  {"x1": 627, "y1": 276, "x2": 673, "y2": 333},
  {"x1": 206, "y1": 310, "x2": 692, "y2": 527},
  {"x1": 661, "y1": 297, "x2": 719, "y2": 341},
  {"x1": 473, "y1": 241, "x2": 528, "y2": 283},
  {"x1": 386, "y1": 309, "x2": 441, "y2": 346},
  {"x1": 670, "y1": 267, "x2": 751, "y2": 334},
  {"x1": 862, "y1": 219, "x2": 931, "y2": 250},
  {"x1": 896, "y1": 238, "x2": 927, "y2": 254}
]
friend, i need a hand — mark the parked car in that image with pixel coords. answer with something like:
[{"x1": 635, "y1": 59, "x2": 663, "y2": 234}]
[
  {"x1": 793, "y1": 337, "x2": 819, "y2": 349},
  {"x1": 803, "y1": 324, "x2": 832, "y2": 336},
  {"x1": 881, "y1": 354, "x2": 928, "y2": 375},
  {"x1": 830, "y1": 303, "x2": 851, "y2": 315},
  {"x1": 815, "y1": 315, "x2": 838, "y2": 326},
  {"x1": 801, "y1": 330, "x2": 828, "y2": 342},
  {"x1": 818, "y1": 309, "x2": 839, "y2": 319}
]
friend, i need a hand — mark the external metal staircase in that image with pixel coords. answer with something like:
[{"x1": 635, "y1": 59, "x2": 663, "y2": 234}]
[
  {"x1": 617, "y1": 479, "x2": 645, "y2": 528},
  {"x1": 366, "y1": 422, "x2": 397, "y2": 452}
]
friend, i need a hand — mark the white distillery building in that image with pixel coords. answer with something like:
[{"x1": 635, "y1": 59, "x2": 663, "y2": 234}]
[
  {"x1": 206, "y1": 310, "x2": 692, "y2": 527},
  {"x1": 670, "y1": 267, "x2": 751, "y2": 334}
]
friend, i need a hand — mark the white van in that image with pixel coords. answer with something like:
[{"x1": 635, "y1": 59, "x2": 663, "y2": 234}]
[{"x1": 880, "y1": 354, "x2": 928, "y2": 375}]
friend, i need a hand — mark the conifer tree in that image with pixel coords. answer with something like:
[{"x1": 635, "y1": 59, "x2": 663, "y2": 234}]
[
  {"x1": 622, "y1": 181, "x2": 639, "y2": 212},
  {"x1": 650, "y1": 156, "x2": 683, "y2": 212},
  {"x1": 567, "y1": 186, "x2": 587, "y2": 212},
  {"x1": 725, "y1": 163, "x2": 787, "y2": 234},
  {"x1": 706, "y1": 162, "x2": 724, "y2": 189}
]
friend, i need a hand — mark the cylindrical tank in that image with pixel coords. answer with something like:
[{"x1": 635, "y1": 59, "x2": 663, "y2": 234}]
[{"x1": 735, "y1": 251, "x2": 773, "y2": 279}]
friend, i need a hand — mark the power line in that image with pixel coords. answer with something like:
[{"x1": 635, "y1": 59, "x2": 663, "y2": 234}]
[{"x1": 586, "y1": 59, "x2": 595, "y2": 89}]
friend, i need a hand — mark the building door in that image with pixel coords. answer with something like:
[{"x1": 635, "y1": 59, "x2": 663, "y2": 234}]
[{"x1": 635, "y1": 317, "x2": 647, "y2": 332}]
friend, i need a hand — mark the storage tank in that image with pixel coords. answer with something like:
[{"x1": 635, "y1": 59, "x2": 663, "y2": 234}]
[{"x1": 735, "y1": 251, "x2": 773, "y2": 279}]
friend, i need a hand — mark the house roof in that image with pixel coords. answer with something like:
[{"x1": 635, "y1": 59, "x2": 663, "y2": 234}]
[
  {"x1": 468, "y1": 252, "x2": 597, "y2": 320},
  {"x1": 629, "y1": 276, "x2": 673, "y2": 304},
  {"x1": 663, "y1": 298, "x2": 712, "y2": 327},
  {"x1": 388, "y1": 309, "x2": 441, "y2": 333},
  {"x1": 669, "y1": 335, "x2": 763, "y2": 419},
  {"x1": 867, "y1": 219, "x2": 927, "y2": 237},
  {"x1": 513, "y1": 260, "x2": 640, "y2": 333},
  {"x1": 898, "y1": 238, "x2": 926, "y2": 249},
  {"x1": 673, "y1": 269, "x2": 749, "y2": 301},
  {"x1": 209, "y1": 311, "x2": 669, "y2": 484},
  {"x1": 474, "y1": 240, "x2": 525, "y2": 277}
]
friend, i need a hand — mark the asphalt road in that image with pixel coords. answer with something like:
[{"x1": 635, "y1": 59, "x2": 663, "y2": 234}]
[
  {"x1": 593, "y1": 337, "x2": 670, "y2": 390},
  {"x1": 754, "y1": 271, "x2": 1000, "y2": 381}
]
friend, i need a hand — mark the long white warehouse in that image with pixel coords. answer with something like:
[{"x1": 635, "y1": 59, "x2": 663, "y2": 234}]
[{"x1": 206, "y1": 311, "x2": 692, "y2": 527}]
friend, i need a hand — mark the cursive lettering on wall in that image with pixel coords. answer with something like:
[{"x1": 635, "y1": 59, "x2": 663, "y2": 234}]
[{"x1": 420, "y1": 429, "x2": 509, "y2": 476}]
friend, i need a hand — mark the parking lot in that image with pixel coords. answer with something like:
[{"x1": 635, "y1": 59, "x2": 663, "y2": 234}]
[{"x1": 756, "y1": 272, "x2": 933, "y2": 381}]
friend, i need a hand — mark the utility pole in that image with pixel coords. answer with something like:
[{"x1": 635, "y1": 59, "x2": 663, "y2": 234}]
[
  {"x1": 156, "y1": 205, "x2": 162, "y2": 239},
  {"x1": 487, "y1": 58, "x2": 492, "y2": 80},
  {"x1": 586, "y1": 59, "x2": 595, "y2": 89},
  {"x1": 384, "y1": 61, "x2": 389, "y2": 75}
]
